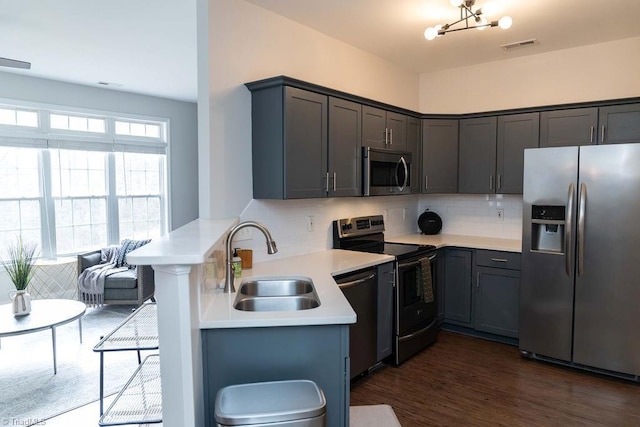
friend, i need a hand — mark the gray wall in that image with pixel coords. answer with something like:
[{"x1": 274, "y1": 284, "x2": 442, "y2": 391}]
[{"x1": 0, "y1": 71, "x2": 198, "y2": 230}]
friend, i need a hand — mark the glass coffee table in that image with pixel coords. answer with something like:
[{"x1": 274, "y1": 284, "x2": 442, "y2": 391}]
[{"x1": 0, "y1": 299, "x2": 86, "y2": 374}]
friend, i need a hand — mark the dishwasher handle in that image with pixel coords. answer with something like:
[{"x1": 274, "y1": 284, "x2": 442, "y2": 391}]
[{"x1": 337, "y1": 273, "x2": 376, "y2": 290}]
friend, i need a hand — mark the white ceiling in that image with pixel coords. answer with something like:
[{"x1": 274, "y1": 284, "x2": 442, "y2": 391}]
[{"x1": 1, "y1": 0, "x2": 639, "y2": 103}]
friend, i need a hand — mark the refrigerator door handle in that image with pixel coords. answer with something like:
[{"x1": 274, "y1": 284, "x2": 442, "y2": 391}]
[
  {"x1": 577, "y1": 182, "x2": 587, "y2": 276},
  {"x1": 566, "y1": 183, "x2": 575, "y2": 276}
]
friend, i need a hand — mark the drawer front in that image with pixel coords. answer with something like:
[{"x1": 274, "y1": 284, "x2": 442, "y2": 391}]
[{"x1": 476, "y1": 250, "x2": 521, "y2": 270}]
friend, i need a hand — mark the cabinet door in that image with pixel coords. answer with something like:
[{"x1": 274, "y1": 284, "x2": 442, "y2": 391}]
[
  {"x1": 328, "y1": 97, "x2": 361, "y2": 197},
  {"x1": 362, "y1": 105, "x2": 387, "y2": 149},
  {"x1": 475, "y1": 266, "x2": 520, "y2": 338},
  {"x1": 496, "y1": 112, "x2": 539, "y2": 194},
  {"x1": 406, "y1": 116, "x2": 421, "y2": 194},
  {"x1": 284, "y1": 87, "x2": 328, "y2": 199},
  {"x1": 386, "y1": 112, "x2": 407, "y2": 151},
  {"x1": 444, "y1": 248, "x2": 473, "y2": 326},
  {"x1": 540, "y1": 108, "x2": 597, "y2": 147},
  {"x1": 459, "y1": 117, "x2": 497, "y2": 194},
  {"x1": 422, "y1": 119, "x2": 458, "y2": 194},
  {"x1": 377, "y1": 262, "x2": 395, "y2": 361},
  {"x1": 598, "y1": 103, "x2": 640, "y2": 145}
]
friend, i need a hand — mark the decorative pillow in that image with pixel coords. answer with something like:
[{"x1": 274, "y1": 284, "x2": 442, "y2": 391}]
[{"x1": 116, "y1": 239, "x2": 151, "y2": 269}]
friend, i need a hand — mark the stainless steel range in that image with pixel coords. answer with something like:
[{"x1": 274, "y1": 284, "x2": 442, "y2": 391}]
[{"x1": 333, "y1": 215, "x2": 438, "y2": 365}]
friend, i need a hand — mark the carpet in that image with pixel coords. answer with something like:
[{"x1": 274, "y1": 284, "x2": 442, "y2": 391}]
[
  {"x1": 350, "y1": 404, "x2": 402, "y2": 427},
  {"x1": 0, "y1": 304, "x2": 152, "y2": 425}
]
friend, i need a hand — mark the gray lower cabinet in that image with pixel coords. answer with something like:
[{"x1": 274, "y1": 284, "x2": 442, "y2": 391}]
[
  {"x1": 362, "y1": 105, "x2": 407, "y2": 151},
  {"x1": 443, "y1": 248, "x2": 473, "y2": 326},
  {"x1": 202, "y1": 325, "x2": 350, "y2": 427},
  {"x1": 540, "y1": 107, "x2": 598, "y2": 147},
  {"x1": 598, "y1": 103, "x2": 640, "y2": 144},
  {"x1": 496, "y1": 112, "x2": 539, "y2": 194},
  {"x1": 421, "y1": 119, "x2": 458, "y2": 194},
  {"x1": 474, "y1": 250, "x2": 521, "y2": 339},
  {"x1": 458, "y1": 117, "x2": 497, "y2": 194}
]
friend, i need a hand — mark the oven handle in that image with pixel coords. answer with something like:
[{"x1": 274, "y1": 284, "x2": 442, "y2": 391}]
[
  {"x1": 398, "y1": 318, "x2": 438, "y2": 342},
  {"x1": 337, "y1": 273, "x2": 376, "y2": 290},
  {"x1": 397, "y1": 254, "x2": 436, "y2": 269}
]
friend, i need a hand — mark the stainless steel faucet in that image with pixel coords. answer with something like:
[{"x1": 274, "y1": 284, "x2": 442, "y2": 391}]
[{"x1": 224, "y1": 221, "x2": 277, "y2": 293}]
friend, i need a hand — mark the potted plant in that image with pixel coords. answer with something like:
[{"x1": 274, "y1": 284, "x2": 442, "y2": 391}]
[{"x1": 2, "y1": 238, "x2": 37, "y2": 316}]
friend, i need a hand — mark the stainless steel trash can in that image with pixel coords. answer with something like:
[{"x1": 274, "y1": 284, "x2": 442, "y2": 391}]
[{"x1": 214, "y1": 379, "x2": 326, "y2": 427}]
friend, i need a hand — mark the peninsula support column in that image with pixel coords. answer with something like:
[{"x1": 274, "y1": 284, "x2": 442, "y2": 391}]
[{"x1": 153, "y1": 264, "x2": 204, "y2": 426}]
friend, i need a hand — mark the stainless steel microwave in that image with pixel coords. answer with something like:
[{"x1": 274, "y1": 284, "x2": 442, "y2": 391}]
[{"x1": 362, "y1": 147, "x2": 412, "y2": 196}]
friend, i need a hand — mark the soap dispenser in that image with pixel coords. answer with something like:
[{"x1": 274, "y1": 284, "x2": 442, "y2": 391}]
[{"x1": 232, "y1": 248, "x2": 242, "y2": 278}]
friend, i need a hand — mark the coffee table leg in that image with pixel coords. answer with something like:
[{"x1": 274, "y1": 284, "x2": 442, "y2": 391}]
[
  {"x1": 78, "y1": 317, "x2": 83, "y2": 343},
  {"x1": 52, "y1": 326, "x2": 57, "y2": 375}
]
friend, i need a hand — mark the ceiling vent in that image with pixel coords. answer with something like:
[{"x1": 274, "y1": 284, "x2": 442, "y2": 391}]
[{"x1": 501, "y1": 38, "x2": 538, "y2": 51}]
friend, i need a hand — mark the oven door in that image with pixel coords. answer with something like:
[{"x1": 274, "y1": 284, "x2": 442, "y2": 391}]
[
  {"x1": 363, "y1": 147, "x2": 412, "y2": 196},
  {"x1": 396, "y1": 252, "x2": 437, "y2": 335}
]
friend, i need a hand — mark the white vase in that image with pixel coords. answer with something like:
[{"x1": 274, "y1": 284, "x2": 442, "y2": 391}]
[{"x1": 9, "y1": 290, "x2": 32, "y2": 316}]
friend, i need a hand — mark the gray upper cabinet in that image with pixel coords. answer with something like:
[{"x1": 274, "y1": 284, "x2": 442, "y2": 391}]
[
  {"x1": 540, "y1": 108, "x2": 597, "y2": 147},
  {"x1": 421, "y1": 119, "x2": 458, "y2": 194},
  {"x1": 328, "y1": 97, "x2": 361, "y2": 197},
  {"x1": 496, "y1": 112, "x2": 540, "y2": 194},
  {"x1": 598, "y1": 103, "x2": 640, "y2": 145},
  {"x1": 458, "y1": 117, "x2": 497, "y2": 194},
  {"x1": 362, "y1": 105, "x2": 407, "y2": 151},
  {"x1": 406, "y1": 116, "x2": 421, "y2": 193}
]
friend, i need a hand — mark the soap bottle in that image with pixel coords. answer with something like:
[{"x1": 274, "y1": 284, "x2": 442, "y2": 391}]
[{"x1": 232, "y1": 248, "x2": 242, "y2": 278}]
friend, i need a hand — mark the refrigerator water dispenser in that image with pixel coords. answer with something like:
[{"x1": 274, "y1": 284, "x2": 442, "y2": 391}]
[{"x1": 531, "y1": 205, "x2": 565, "y2": 253}]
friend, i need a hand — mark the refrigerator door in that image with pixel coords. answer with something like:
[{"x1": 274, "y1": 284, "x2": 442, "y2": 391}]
[
  {"x1": 573, "y1": 144, "x2": 640, "y2": 376},
  {"x1": 520, "y1": 146, "x2": 578, "y2": 361}
]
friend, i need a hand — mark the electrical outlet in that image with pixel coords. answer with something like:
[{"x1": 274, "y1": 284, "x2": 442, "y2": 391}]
[
  {"x1": 307, "y1": 215, "x2": 315, "y2": 232},
  {"x1": 496, "y1": 208, "x2": 504, "y2": 221},
  {"x1": 234, "y1": 227, "x2": 252, "y2": 241}
]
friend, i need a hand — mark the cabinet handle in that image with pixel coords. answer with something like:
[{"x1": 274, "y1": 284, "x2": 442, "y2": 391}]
[
  {"x1": 424, "y1": 175, "x2": 428, "y2": 191},
  {"x1": 333, "y1": 172, "x2": 337, "y2": 192},
  {"x1": 590, "y1": 126, "x2": 594, "y2": 143},
  {"x1": 476, "y1": 271, "x2": 480, "y2": 288},
  {"x1": 490, "y1": 258, "x2": 508, "y2": 263},
  {"x1": 497, "y1": 174, "x2": 502, "y2": 190},
  {"x1": 384, "y1": 128, "x2": 388, "y2": 145},
  {"x1": 325, "y1": 172, "x2": 329, "y2": 192},
  {"x1": 489, "y1": 174, "x2": 494, "y2": 190},
  {"x1": 601, "y1": 125, "x2": 605, "y2": 143},
  {"x1": 390, "y1": 128, "x2": 393, "y2": 145}
]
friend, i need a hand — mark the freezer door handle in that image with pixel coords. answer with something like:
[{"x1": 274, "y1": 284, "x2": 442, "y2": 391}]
[
  {"x1": 566, "y1": 183, "x2": 575, "y2": 276},
  {"x1": 577, "y1": 182, "x2": 587, "y2": 276}
]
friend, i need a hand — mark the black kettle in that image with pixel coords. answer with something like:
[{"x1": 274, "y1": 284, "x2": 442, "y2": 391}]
[{"x1": 418, "y1": 210, "x2": 442, "y2": 235}]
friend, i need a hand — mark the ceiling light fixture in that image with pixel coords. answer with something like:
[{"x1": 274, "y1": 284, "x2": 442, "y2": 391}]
[{"x1": 424, "y1": 0, "x2": 512, "y2": 41}]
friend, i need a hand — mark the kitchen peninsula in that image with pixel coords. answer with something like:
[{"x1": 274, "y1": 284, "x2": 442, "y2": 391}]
[{"x1": 126, "y1": 218, "x2": 393, "y2": 427}]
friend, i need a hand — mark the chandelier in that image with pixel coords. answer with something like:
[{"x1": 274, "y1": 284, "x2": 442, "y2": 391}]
[{"x1": 424, "y1": 0, "x2": 512, "y2": 40}]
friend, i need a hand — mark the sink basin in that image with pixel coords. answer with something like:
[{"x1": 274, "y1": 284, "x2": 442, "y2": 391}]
[
  {"x1": 233, "y1": 276, "x2": 320, "y2": 312},
  {"x1": 234, "y1": 295, "x2": 320, "y2": 312},
  {"x1": 239, "y1": 277, "x2": 314, "y2": 297}
]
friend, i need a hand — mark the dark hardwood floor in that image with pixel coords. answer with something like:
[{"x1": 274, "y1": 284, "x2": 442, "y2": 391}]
[{"x1": 350, "y1": 331, "x2": 640, "y2": 426}]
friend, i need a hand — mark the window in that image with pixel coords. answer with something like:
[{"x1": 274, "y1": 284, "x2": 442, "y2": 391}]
[{"x1": 0, "y1": 103, "x2": 168, "y2": 258}]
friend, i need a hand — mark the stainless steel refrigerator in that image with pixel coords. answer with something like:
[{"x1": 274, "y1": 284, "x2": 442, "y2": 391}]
[{"x1": 520, "y1": 143, "x2": 640, "y2": 379}]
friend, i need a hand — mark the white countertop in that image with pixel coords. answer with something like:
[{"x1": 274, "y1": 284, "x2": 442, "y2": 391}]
[
  {"x1": 199, "y1": 249, "x2": 394, "y2": 329},
  {"x1": 126, "y1": 218, "x2": 238, "y2": 265},
  {"x1": 389, "y1": 233, "x2": 522, "y2": 253}
]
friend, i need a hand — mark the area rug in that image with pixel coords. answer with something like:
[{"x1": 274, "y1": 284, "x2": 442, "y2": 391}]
[
  {"x1": 350, "y1": 404, "x2": 402, "y2": 427},
  {"x1": 0, "y1": 304, "x2": 152, "y2": 425}
]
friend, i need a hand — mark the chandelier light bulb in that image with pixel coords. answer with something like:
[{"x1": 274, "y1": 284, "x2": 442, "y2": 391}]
[
  {"x1": 498, "y1": 16, "x2": 513, "y2": 29},
  {"x1": 424, "y1": 27, "x2": 438, "y2": 40},
  {"x1": 450, "y1": 0, "x2": 464, "y2": 7}
]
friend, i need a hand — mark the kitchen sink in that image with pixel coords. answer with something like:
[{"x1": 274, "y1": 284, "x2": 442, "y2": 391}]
[
  {"x1": 238, "y1": 277, "x2": 314, "y2": 296},
  {"x1": 233, "y1": 276, "x2": 320, "y2": 312},
  {"x1": 234, "y1": 295, "x2": 320, "y2": 312}
]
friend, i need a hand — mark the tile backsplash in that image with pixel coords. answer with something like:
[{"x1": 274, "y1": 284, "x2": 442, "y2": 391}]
[
  {"x1": 236, "y1": 194, "x2": 523, "y2": 264},
  {"x1": 418, "y1": 194, "x2": 523, "y2": 239}
]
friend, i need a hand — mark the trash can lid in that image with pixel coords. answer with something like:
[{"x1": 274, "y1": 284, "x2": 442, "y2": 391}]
[{"x1": 214, "y1": 379, "x2": 326, "y2": 425}]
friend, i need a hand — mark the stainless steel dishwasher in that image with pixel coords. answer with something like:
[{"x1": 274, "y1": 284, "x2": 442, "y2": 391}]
[{"x1": 334, "y1": 268, "x2": 378, "y2": 379}]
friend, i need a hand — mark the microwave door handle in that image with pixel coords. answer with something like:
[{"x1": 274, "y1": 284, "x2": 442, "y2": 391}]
[{"x1": 396, "y1": 156, "x2": 408, "y2": 191}]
